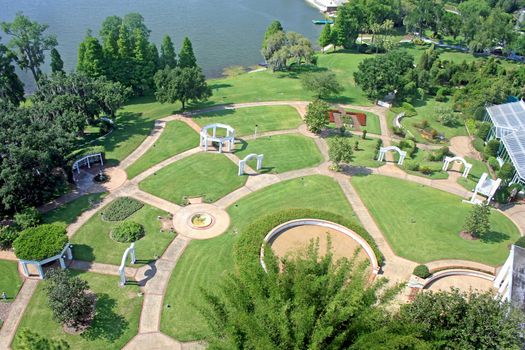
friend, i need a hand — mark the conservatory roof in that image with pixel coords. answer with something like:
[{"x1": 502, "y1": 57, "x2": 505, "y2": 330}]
[
  {"x1": 501, "y1": 130, "x2": 525, "y2": 180},
  {"x1": 486, "y1": 100, "x2": 525, "y2": 131}
]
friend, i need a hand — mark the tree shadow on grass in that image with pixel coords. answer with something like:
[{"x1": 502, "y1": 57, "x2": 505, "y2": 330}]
[
  {"x1": 82, "y1": 294, "x2": 128, "y2": 342},
  {"x1": 480, "y1": 231, "x2": 510, "y2": 244},
  {"x1": 72, "y1": 244, "x2": 95, "y2": 262}
]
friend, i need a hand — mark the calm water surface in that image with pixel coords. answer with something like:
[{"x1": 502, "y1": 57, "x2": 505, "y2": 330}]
[{"x1": 0, "y1": 0, "x2": 322, "y2": 89}]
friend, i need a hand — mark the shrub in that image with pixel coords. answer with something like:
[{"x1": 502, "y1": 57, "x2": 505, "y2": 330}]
[
  {"x1": 0, "y1": 225, "x2": 19, "y2": 250},
  {"x1": 488, "y1": 157, "x2": 500, "y2": 171},
  {"x1": 498, "y1": 163, "x2": 515, "y2": 183},
  {"x1": 435, "y1": 87, "x2": 448, "y2": 102},
  {"x1": 515, "y1": 236, "x2": 525, "y2": 249},
  {"x1": 414, "y1": 119, "x2": 430, "y2": 129},
  {"x1": 413, "y1": 264, "x2": 431, "y2": 278},
  {"x1": 16, "y1": 329, "x2": 70, "y2": 350},
  {"x1": 305, "y1": 99, "x2": 330, "y2": 134},
  {"x1": 328, "y1": 136, "x2": 353, "y2": 167},
  {"x1": 472, "y1": 137, "x2": 485, "y2": 153},
  {"x1": 13, "y1": 224, "x2": 68, "y2": 261},
  {"x1": 463, "y1": 203, "x2": 491, "y2": 239},
  {"x1": 428, "y1": 146, "x2": 451, "y2": 161},
  {"x1": 404, "y1": 160, "x2": 420, "y2": 171},
  {"x1": 438, "y1": 109, "x2": 460, "y2": 127},
  {"x1": 233, "y1": 209, "x2": 384, "y2": 275},
  {"x1": 14, "y1": 207, "x2": 41, "y2": 230},
  {"x1": 484, "y1": 139, "x2": 500, "y2": 158},
  {"x1": 392, "y1": 126, "x2": 406, "y2": 137},
  {"x1": 398, "y1": 139, "x2": 417, "y2": 157},
  {"x1": 361, "y1": 130, "x2": 367, "y2": 139},
  {"x1": 44, "y1": 269, "x2": 93, "y2": 330},
  {"x1": 375, "y1": 138, "x2": 383, "y2": 151},
  {"x1": 402, "y1": 102, "x2": 417, "y2": 117},
  {"x1": 101, "y1": 197, "x2": 143, "y2": 221},
  {"x1": 419, "y1": 166, "x2": 434, "y2": 175},
  {"x1": 110, "y1": 221, "x2": 145, "y2": 243},
  {"x1": 477, "y1": 122, "x2": 492, "y2": 140}
]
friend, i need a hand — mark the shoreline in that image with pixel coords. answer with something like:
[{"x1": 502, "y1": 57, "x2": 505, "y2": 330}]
[{"x1": 303, "y1": 0, "x2": 327, "y2": 12}]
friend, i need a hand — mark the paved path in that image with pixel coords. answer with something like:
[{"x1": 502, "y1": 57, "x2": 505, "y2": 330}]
[{"x1": 0, "y1": 279, "x2": 39, "y2": 350}]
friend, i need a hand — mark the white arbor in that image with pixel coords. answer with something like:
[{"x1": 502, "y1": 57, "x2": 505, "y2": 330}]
[
  {"x1": 119, "y1": 243, "x2": 136, "y2": 286},
  {"x1": 377, "y1": 146, "x2": 407, "y2": 165},
  {"x1": 442, "y1": 156, "x2": 473, "y2": 178},
  {"x1": 72, "y1": 153, "x2": 104, "y2": 174},
  {"x1": 238, "y1": 154, "x2": 264, "y2": 175},
  {"x1": 200, "y1": 123, "x2": 235, "y2": 153}
]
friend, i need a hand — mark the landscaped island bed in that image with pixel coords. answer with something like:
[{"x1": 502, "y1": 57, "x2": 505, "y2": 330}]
[{"x1": 351, "y1": 175, "x2": 520, "y2": 265}]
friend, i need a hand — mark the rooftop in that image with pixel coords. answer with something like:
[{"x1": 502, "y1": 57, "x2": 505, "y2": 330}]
[
  {"x1": 486, "y1": 100, "x2": 525, "y2": 132},
  {"x1": 501, "y1": 130, "x2": 525, "y2": 180}
]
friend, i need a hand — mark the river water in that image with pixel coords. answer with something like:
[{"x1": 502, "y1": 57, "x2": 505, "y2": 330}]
[{"x1": 0, "y1": 0, "x2": 322, "y2": 89}]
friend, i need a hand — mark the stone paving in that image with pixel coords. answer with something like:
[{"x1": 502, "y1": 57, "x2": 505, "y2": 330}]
[{"x1": 2, "y1": 100, "x2": 524, "y2": 349}]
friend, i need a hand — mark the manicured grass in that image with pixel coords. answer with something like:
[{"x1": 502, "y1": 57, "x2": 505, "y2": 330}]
[
  {"x1": 12, "y1": 271, "x2": 141, "y2": 350},
  {"x1": 71, "y1": 202, "x2": 174, "y2": 266},
  {"x1": 401, "y1": 98, "x2": 468, "y2": 144},
  {"x1": 193, "y1": 106, "x2": 302, "y2": 136},
  {"x1": 351, "y1": 175, "x2": 520, "y2": 265},
  {"x1": 139, "y1": 152, "x2": 246, "y2": 205},
  {"x1": 400, "y1": 148, "x2": 449, "y2": 180},
  {"x1": 235, "y1": 134, "x2": 323, "y2": 173},
  {"x1": 125, "y1": 121, "x2": 199, "y2": 179},
  {"x1": 0, "y1": 260, "x2": 23, "y2": 302},
  {"x1": 161, "y1": 175, "x2": 356, "y2": 341},
  {"x1": 42, "y1": 193, "x2": 107, "y2": 227},
  {"x1": 345, "y1": 108, "x2": 382, "y2": 135},
  {"x1": 346, "y1": 135, "x2": 383, "y2": 168},
  {"x1": 457, "y1": 157, "x2": 491, "y2": 191}
]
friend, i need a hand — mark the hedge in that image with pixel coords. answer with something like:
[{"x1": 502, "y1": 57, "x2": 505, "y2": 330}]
[
  {"x1": 101, "y1": 197, "x2": 144, "y2": 221},
  {"x1": 111, "y1": 221, "x2": 145, "y2": 243},
  {"x1": 234, "y1": 208, "x2": 384, "y2": 274},
  {"x1": 13, "y1": 224, "x2": 68, "y2": 261},
  {"x1": 413, "y1": 264, "x2": 431, "y2": 279}
]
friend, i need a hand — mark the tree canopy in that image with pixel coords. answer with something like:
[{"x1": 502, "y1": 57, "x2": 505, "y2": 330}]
[
  {"x1": 154, "y1": 66, "x2": 211, "y2": 109},
  {"x1": 0, "y1": 39, "x2": 24, "y2": 105}
]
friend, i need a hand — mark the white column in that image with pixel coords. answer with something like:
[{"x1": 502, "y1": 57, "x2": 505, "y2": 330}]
[
  {"x1": 59, "y1": 257, "x2": 66, "y2": 269},
  {"x1": 66, "y1": 246, "x2": 73, "y2": 260},
  {"x1": 257, "y1": 155, "x2": 263, "y2": 170},
  {"x1": 130, "y1": 244, "x2": 136, "y2": 264},
  {"x1": 37, "y1": 264, "x2": 44, "y2": 279},
  {"x1": 238, "y1": 161, "x2": 244, "y2": 176},
  {"x1": 21, "y1": 262, "x2": 29, "y2": 277}
]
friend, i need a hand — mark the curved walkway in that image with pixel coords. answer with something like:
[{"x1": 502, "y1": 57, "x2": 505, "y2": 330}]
[{"x1": 2, "y1": 100, "x2": 524, "y2": 349}]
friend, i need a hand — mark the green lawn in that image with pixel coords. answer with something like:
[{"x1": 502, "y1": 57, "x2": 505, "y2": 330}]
[
  {"x1": 43, "y1": 193, "x2": 107, "y2": 227},
  {"x1": 12, "y1": 271, "x2": 141, "y2": 350},
  {"x1": 193, "y1": 106, "x2": 302, "y2": 136},
  {"x1": 0, "y1": 260, "x2": 22, "y2": 302},
  {"x1": 457, "y1": 157, "x2": 491, "y2": 191},
  {"x1": 400, "y1": 148, "x2": 449, "y2": 180},
  {"x1": 126, "y1": 121, "x2": 199, "y2": 179},
  {"x1": 139, "y1": 152, "x2": 246, "y2": 205},
  {"x1": 345, "y1": 108, "x2": 382, "y2": 135},
  {"x1": 351, "y1": 175, "x2": 520, "y2": 265},
  {"x1": 235, "y1": 134, "x2": 323, "y2": 173},
  {"x1": 161, "y1": 175, "x2": 356, "y2": 341},
  {"x1": 401, "y1": 98, "x2": 468, "y2": 144},
  {"x1": 71, "y1": 202, "x2": 174, "y2": 265},
  {"x1": 344, "y1": 135, "x2": 383, "y2": 168}
]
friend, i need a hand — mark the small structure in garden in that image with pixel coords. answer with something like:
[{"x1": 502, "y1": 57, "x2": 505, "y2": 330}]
[
  {"x1": 442, "y1": 156, "x2": 473, "y2": 178},
  {"x1": 200, "y1": 123, "x2": 235, "y2": 153},
  {"x1": 238, "y1": 153, "x2": 264, "y2": 175},
  {"x1": 464, "y1": 173, "x2": 502, "y2": 204},
  {"x1": 494, "y1": 245, "x2": 525, "y2": 310},
  {"x1": 19, "y1": 243, "x2": 73, "y2": 279},
  {"x1": 72, "y1": 153, "x2": 104, "y2": 174},
  {"x1": 188, "y1": 213, "x2": 214, "y2": 229},
  {"x1": 118, "y1": 243, "x2": 136, "y2": 286},
  {"x1": 377, "y1": 146, "x2": 407, "y2": 165}
]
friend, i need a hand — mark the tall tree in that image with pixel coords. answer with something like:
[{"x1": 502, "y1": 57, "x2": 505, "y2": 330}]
[
  {"x1": 263, "y1": 20, "x2": 284, "y2": 48},
  {"x1": 463, "y1": 203, "x2": 491, "y2": 239},
  {"x1": 49, "y1": 48, "x2": 64, "y2": 74},
  {"x1": 332, "y1": 3, "x2": 361, "y2": 49},
  {"x1": 178, "y1": 37, "x2": 197, "y2": 69},
  {"x1": 1, "y1": 13, "x2": 57, "y2": 86},
  {"x1": 99, "y1": 15, "x2": 122, "y2": 58},
  {"x1": 132, "y1": 28, "x2": 155, "y2": 94},
  {"x1": 154, "y1": 66, "x2": 211, "y2": 109},
  {"x1": 319, "y1": 23, "x2": 334, "y2": 49},
  {"x1": 77, "y1": 32, "x2": 105, "y2": 78},
  {"x1": 123, "y1": 13, "x2": 150, "y2": 43},
  {"x1": 305, "y1": 99, "x2": 330, "y2": 133},
  {"x1": 0, "y1": 40, "x2": 24, "y2": 106},
  {"x1": 160, "y1": 35, "x2": 177, "y2": 69}
]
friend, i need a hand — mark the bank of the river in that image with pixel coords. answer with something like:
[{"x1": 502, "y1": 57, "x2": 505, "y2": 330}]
[{"x1": 0, "y1": 0, "x2": 322, "y2": 91}]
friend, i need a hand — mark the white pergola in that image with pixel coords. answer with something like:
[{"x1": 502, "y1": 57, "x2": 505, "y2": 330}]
[
  {"x1": 442, "y1": 156, "x2": 473, "y2": 178},
  {"x1": 200, "y1": 123, "x2": 235, "y2": 153},
  {"x1": 119, "y1": 243, "x2": 136, "y2": 286},
  {"x1": 238, "y1": 153, "x2": 264, "y2": 176},
  {"x1": 464, "y1": 172, "x2": 502, "y2": 204},
  {"x1": 377, "y1": 146, "x2": 407, "y2": 165},
  {"x1": 72, "y1": 153, "x2": 104, "y2": 174},
  {"x1": 19, "y1": 243, "x2": 73, "y2": 279}
]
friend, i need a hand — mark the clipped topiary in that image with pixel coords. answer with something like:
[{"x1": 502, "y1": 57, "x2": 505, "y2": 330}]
[
  {"x1": 515, "y1": 236, "x2": 525, "y2": 249},
  {"x1": 110, "y1": 221, "x2": 145, "y2": 243},
  {"x1": 13, "y1": 224, "x2": 68, "y2": 261},
  {"x1": 101, "y1": 197, "x2": 143, "y2": 221},
  {"x1": 413, "y1": 264, "x2": 431, "y2": 279}
]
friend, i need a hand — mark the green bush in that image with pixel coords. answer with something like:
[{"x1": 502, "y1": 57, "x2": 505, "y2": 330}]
[
  {"x1": 515, "y1": 236, "x2": 525, "y2": 249},
  {"x1": 476, "y1": 122, "x2": 492, "y2": 140},
  {"x1": 488, "y1": 157, "x2": 500, "y2": 171},
  {"x1": 375, "y1": 138, "x2": 383, "y2": 151},
  {"x1": 110, "y1": 221, "x2": 145, "y2": 243},
  {"x1": 472, "y1": 137, "x2": 485, "y2": 153},
  {"x1": 419, "y1": 166, "x2": 434, "y2": 175},
  {"x1": 0, "y1": 225, "x2": 19, "y2": 250},
  {"x1": 413, "y1": 264, "x2": 431, "y2": 278},
  {"x1": 498, "y1": 163, "x2": 515, "y2": 183},
  {"x1": 402, "y1": 102, "x2": 417, "y2": 117},
  {"x1": 13, "y1": 224, "x2": 68, "y2": 261},
  {"x1": 435, "y1": 87, "x2": 448, "y2": 102},
  {"x1": 484, "y1": 139, "x2": 500, "y2": 158},
  {"x1": 428, "y1": 146, "x2": 451, "y2": 161},
  {"x1": 101, "y1": 197, "x2": 144, "y2": 221},
  {"x1": 392, "y1": 126, "x2": 406, "y2": 137},
  {"x1": 233, "y1": 209, "x2": 384, "y2": 276},
  {"x1": 404, "y1": 160, "x2": 420, "y2": 171},
  {"x1": 14, "y1": 207, "x2": 41, "y2": 230}
]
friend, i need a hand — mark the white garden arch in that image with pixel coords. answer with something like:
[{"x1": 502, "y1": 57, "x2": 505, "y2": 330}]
[
  {"x1": 72, "y1": 153, "x2": 104, "y2": 174},
  {"x1": 200, "y1": 123, "x2": 235, "y2": 153},
  {"x1": 464, "y1": 173, "x2": 502, "y2": 204},
  {"x1": 238, "y1": 153, "x2": 264, "y2": 175},
  {"x1": 118, "y1": 243, "x2": 136, "y2": 286},
  {"x1": 377, "y1": 146, "x2": 407, "y2": 165},
  {"x1": 442, "y1": 156, "x2": 473, "y2": 178}
]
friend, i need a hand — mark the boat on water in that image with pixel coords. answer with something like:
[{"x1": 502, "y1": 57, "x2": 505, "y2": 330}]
[{"x1": 312, "y1": 19, "x2": 334, "y2": 25}]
